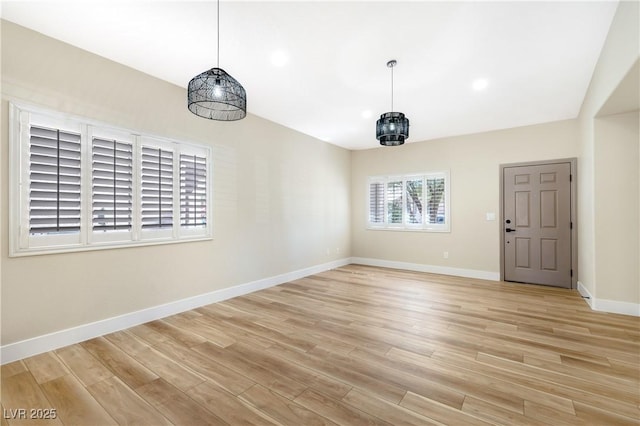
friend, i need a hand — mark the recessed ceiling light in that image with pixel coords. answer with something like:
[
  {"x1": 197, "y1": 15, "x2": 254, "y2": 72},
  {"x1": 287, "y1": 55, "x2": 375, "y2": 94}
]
[
  {"x1": 472, "y1": 78, "x2": 489, "y2": 91},
  {"x1": 361, "y1": 110, "x2": 372, "y2": 119},
  {"x1": 270, "y1": 50, "x2": 289, "y2": 67}
]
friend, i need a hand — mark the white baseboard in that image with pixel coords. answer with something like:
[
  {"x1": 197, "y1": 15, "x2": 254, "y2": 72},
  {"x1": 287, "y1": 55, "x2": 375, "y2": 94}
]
[
  {"x1": 577, "y1": 281, "x2": 639, "y2": 316},
  {"x1": 350, "y1": 257, "x2": 500, "y2": 281},
  {"x1": 577, "y1": 281, "x2": 594, "y2": 308},
  {"x1": 0, "y1": 258, "x2": 351, "y2": 365},
  {"x1": 592, "y1": 298, "x2": 640, "y2": 316}
]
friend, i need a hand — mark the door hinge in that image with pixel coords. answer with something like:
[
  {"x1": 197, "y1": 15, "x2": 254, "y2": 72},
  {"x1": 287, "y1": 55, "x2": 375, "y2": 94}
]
[
  {"x1": 570, "y1": 222, "x2": 573, "y2": 230},
  {"x1": 570, "y1": 269, "x2": 573, "y2": 277},
  {"x1": 570, "y1": 174, "x2": 572, "y2": 182}
]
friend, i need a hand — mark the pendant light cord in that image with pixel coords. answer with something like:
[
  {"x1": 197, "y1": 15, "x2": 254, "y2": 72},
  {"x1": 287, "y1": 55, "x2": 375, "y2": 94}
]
[
  {"x1": 217, "y1": 0, "x2": 220, "y2": 68},
  {"x1": 390, "y1": 65, "x2": 394, "y2": 112}
]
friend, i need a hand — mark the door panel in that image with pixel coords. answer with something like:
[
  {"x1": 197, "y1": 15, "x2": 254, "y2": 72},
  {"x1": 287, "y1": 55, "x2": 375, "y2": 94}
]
[
  {"x1": 540, "y1": 239, "x2": 557, "y2": 270},
  {"x1": 504, "y1": 163, "x2": 571, "y2": 288},
  {"x1": 540, "y1": 190, "x2": 557, "y2": 228},
  {"x1": 515, "y1": 238, "x2": 531, "y2": 268},
  {"x1": 515, "y1": 192, "x2": 530, "y2": 227}
]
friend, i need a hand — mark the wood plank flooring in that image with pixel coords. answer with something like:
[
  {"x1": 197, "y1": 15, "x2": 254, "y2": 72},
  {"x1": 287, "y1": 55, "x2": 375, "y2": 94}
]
[{"x1": 2, "y1": 265, "x2": 639, "y2": 425}]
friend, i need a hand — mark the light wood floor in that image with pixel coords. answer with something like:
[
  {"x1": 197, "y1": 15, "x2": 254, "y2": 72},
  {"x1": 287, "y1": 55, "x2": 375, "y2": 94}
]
[{"x1": 2, "y1": 265, "x2": 639, "y2": 425}]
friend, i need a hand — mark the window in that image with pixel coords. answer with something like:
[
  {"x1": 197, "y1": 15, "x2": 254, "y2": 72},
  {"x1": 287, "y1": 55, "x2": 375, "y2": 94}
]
[
  {"x1": 91, "y1": 136, "x2": 133, "y2": 234},
  {"x1": 9, "y1": 103, "x2": 212, "y2": 256},
  {"x1": 28, "y1": 125, "x2": 82, "y2": 236},
  {"x1": 180, "y1": 154, "x2": 207, "y2": 228},
  {"x1": 141, "y1": 145, "x2": 174, "y2": 231},
  {"x1": 368, "y1": 182, "x2": 384, "y2": 224},
  {"x1": 367, "y1": 171, "x2": 450, "y2": 232},
  {"x1": 387, "y1": 180, "x2": 403, "y2": 224}
]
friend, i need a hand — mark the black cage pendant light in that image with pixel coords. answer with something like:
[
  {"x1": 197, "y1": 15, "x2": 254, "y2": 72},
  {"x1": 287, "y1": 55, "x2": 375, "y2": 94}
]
[
  {"x1": 376, "y1": 60, "x2": 409, "y2": 146},
  {"x1": 188, "y1": 0, "x2": 246, "y2": 121}
]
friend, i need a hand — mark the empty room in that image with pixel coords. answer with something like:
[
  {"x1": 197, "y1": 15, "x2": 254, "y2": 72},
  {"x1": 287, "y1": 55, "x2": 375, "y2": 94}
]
[{"x1": 1, "y1": 1, "x2": 639, "y2": 425}]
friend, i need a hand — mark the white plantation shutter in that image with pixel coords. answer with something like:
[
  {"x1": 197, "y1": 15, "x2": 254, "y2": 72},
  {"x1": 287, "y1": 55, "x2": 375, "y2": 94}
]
[
  {"x1": 386, "y1": 180, "x2": 403, "y2": 224},
  {"x1": 405, "y1": 178, "x2": 424, "y2": 225},
  {"x1": 141, "y1": 147, "x2": 173, "y2": 230},
  {"x1": 92, "y1": 137, "x2": 133, "y2": 231},
  {"x1": 180, "y1": 154, "x2": 207, "y2": 227},
  {"x1": 29, "y1": 125, "x2": 82, "y2": 235},
  {"x1": 425, "y1": 175, "x2": 446, "y2": 225},
  {"x1": 11, "y1": 103, "x2": 213, "y2": 256},
  {"x1": 366, "y1": 171, "x2": 449, "y2": 232},
  {"x1": 368, "y1": 181, "x2": 385, "y2": 224}
]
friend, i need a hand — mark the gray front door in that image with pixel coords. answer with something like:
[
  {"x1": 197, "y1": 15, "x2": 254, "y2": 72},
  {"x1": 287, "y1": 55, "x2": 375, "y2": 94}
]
[{"x1": 503, "y1": 163, "x2": 572, "y2": 288}]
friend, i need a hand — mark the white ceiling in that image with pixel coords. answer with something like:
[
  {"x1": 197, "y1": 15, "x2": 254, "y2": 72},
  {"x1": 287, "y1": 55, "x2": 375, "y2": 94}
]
[{"x1": 1, "y1": 1, "x2": 618, "y2": 150}]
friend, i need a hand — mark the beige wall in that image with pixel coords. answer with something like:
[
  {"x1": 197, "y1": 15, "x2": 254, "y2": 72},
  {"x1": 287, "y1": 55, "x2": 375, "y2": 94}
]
[
  {"x1": 594, "y1": 111, "x2": 639, "y2": 303},
  {"x1": 351, "y1": 120, "x2": 579, "y2": 274},
  {"x1": 578, "y1": 0, "x2": 639, "y2": 305},
  {"x1": 0, "y1": 21, "x2": 351, "y2": 345}
]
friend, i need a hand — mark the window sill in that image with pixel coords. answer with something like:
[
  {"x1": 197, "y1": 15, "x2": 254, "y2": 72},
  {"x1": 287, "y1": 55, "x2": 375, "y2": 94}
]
[
  {"x1": 9, "y1": 235, "x2": 213, "y2": 258},
  {"x1": 366, "y1": 226, "x2": 450, "y2": 233}
]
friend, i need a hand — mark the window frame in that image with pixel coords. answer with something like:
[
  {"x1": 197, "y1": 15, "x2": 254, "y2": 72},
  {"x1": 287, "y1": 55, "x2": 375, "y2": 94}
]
[
  {"x1": 367, "y1": 171, "x2": 451, "y2": 232},
  {"x1": 9, "y1": 101, "x2": 213, "y2": 257}
]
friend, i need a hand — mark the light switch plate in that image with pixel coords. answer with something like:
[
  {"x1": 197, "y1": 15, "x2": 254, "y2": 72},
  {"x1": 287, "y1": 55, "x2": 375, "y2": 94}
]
[{"x1": 486, "y1": 212, "x2": 496, "y2": 221}]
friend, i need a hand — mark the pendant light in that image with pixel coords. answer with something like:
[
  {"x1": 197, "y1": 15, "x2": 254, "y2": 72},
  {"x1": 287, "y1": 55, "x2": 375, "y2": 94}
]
[
  {"x1": 188, "y1": 0, "x2": 246, "y2": 121},
  {"x1": 376, "y1": 60, "x2": 409, "y2": 146}
]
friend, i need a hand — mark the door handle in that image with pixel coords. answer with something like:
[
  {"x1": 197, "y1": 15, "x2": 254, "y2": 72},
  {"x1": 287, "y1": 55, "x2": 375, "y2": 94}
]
[{"x1": 505, "y1": 228, "x2": 516, "y2": 233}]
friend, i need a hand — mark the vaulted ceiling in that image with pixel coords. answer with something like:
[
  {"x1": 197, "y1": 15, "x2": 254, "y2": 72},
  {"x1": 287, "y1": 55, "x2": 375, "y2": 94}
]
[{"x1": 1, "y1": 1, "x2": 618, "y2": 150}]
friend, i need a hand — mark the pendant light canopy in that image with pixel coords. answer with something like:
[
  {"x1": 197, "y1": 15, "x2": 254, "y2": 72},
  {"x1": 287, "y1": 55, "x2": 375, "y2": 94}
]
[
  {"x1": 188, "y1": 0, "x2": 246, "y2": 121},
  {"x1": 376, "y1": 60, "x2": 409, "y2": 146}
]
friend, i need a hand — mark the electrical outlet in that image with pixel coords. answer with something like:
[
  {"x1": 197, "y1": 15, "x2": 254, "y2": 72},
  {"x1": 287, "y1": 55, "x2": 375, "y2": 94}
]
[{"x1": 443, "y1": 251, "x2": 449, "y2": 259}]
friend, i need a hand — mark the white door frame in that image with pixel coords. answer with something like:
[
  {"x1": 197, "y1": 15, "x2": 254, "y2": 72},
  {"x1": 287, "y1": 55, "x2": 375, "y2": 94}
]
[{"x1": 499, "y1": 158, "x2": 578, "y2": 289}]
